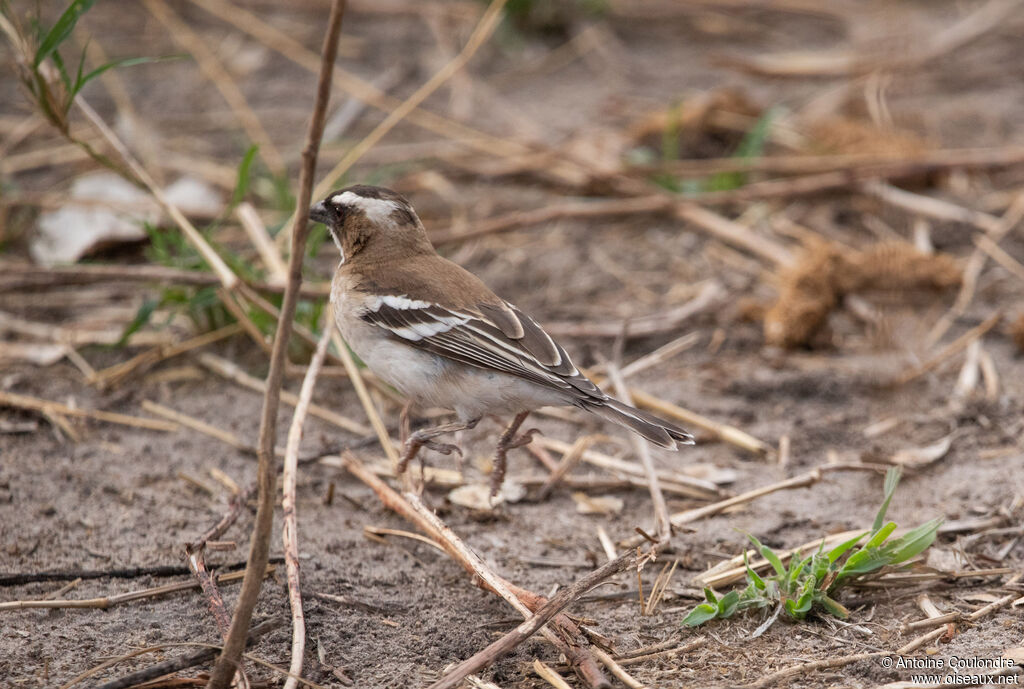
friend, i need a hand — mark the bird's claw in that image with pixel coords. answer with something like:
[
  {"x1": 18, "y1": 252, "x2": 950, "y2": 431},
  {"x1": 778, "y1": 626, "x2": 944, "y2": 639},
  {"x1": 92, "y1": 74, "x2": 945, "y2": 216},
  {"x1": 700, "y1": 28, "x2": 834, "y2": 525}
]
[
  {"x1": 424, "y1": 440, "x2": 462, "y2": 457},
  {"x1": 503, "y1": 428, "x2": 541, "y2": 451}
]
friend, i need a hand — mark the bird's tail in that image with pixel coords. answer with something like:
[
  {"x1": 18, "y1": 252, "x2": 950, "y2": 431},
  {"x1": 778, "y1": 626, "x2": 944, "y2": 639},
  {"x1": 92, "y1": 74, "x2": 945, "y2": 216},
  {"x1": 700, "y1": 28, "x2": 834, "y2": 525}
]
[{"x1": 585, "y1": 398, "x2": 695, "y2": 450}]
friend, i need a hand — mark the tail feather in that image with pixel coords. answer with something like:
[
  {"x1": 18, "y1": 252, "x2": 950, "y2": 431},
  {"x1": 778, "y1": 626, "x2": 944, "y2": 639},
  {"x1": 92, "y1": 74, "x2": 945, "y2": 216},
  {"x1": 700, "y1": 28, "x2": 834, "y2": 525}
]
[{"x1": 585, "y1": 398, "x2": 694, "y2": 449}]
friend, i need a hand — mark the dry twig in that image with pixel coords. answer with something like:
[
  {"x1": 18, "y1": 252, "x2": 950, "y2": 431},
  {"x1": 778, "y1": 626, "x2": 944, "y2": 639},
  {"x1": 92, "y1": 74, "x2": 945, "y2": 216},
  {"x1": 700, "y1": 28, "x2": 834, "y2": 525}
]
[
  {"x1": 206, "y1": 3, "x2": 347, "y2": 686},
  {"x1": 185, "y1": 549, "x2": 249, "y2": 689},
  {"x1": 0, "y1": 566, "x2": 272, "y2": 611},
  {"x1": 281, "y1": 306, "x2": 334, "y2": 689},
  {"x1": 282, "y1": 0, "x2": 511, "y2": 248},
  {"x1": 420, "y1": 486, "x2": 636, "y2": 689},
  {"x1": 197, "y1": 352, "x2": 370, "y2": 437},
  {"x1": 0, "y1": 390, "x2": 177, "y2": 432},
  {"x1": 0, "y1": 263, "x2": 330, "y2": 297},
  {"x1": 143, "y1": 0, "x2": 285, "y2": 176},
  {"x1": 72, "y1": 98, "x2": 238, "y2": 289},
  {"x1": 86, "y1": 617, "x2": 283, "y2": 689},
  {"x1": 896, "y1": 313, "x2": 1001, "y2": 385},
  {"x1": 341, "y1": 454, "x2": 613, "y2": 688},
  {"x1": 92, "y1": 323, "x2": 242, "y2": 389}
]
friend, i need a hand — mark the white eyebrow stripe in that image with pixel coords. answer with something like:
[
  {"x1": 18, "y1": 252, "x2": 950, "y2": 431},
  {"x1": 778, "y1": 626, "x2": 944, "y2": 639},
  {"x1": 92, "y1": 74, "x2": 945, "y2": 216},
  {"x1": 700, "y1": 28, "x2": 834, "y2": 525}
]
[{"x1": 331, "y1": 191, "x2": 403, "y2": 225}]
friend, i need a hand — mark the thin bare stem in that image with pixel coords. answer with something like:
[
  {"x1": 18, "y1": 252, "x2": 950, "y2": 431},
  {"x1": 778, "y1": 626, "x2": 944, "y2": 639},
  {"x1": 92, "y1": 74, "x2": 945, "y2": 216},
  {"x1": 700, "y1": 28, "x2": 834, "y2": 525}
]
[
  {"x1": 0, "y1": 390, "x2": 177, "y2": 432},
  {"x1": 281, "y1": 0, "x2": 510, "y2": 246},
  {"x1": 281, "y1": 306, "x2": 334, "y2": 689},
  {"x1": 143, "y1": 0, "x2": 285, "y2": 176},
  {"x1": 330, "y1": 332, "x2": 402, "y2": 472},
  {"x1": 205, "y1": 2, "x2": 347, "y2": 687}
]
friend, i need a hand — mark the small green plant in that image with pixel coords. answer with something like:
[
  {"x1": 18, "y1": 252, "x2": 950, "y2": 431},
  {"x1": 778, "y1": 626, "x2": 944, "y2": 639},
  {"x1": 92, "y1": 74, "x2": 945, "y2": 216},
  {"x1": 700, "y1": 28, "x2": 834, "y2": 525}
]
[
  {"x1": 643, "y1": 105, "x2": 780, "y2": 195},
  {"x1": 683, "y1": 467, "x2": 942, "y2": 630},
  {"x1": 704, "y1": 106, "x2": 778, "y2": 192},
  {"x1": 1, "y1": 0, "x2": 172, "y2": 179}
]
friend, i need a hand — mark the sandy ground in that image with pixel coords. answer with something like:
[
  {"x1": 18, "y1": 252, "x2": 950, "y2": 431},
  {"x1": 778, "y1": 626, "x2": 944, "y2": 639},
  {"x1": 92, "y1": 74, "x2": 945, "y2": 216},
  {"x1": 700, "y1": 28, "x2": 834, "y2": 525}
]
[{"x1": 2, "y1": 2, "x2": 1024, "y2": 687}]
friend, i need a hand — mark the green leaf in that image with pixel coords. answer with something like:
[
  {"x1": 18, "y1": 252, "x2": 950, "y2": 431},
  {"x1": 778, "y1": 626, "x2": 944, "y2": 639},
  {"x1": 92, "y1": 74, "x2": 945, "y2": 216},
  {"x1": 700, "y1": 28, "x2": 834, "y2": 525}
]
[
  {"x1": 873, "y1": 466, "x2": 902, "y2": 532},
  {"x1": 703, "y1": 587, "x2": 718, "y2": 605},
  {"x1": 717, "y1": 590, "x2": 741, "y2": 618},
  {"x1": 865, "y1": 522, "x2": 897, "y2": 549},
  {"x1": 744, "y1": 551, "x2": 766, "y2": 590},
  {"x1": 835, "y1": 545, "x2": 894, "y2": 584},
  {"x1": 734, "y1": 107, "x2": 778, "y2": 160},
  {"x1": 660, "y1": 102, "x2": 681, "y2": 162},
  {"x1": 72, "y1": 56, "x2": 167, "y2": 100},
  {"x1": 115, "y1": 297, "x2": 158, "y2": 347},
  {"x1": 682, "y1": 602, "x2": 720, "y2": 627},
  {"x1": 828, "y1": 531, "x2": 868, "y2": 564},
  {"x1": 650, "y1": 172, "x2": 683, "y2": 193},
  {"x1": 812, "y1": 552, "x2": 832, "y2": 581},
  {"x1": 706, "y1": 106, "x2": 779, "y2": 191},
  {"x1": 229, "y1": 145, "x2": 259, "y2": 209},
  {"x1": 784, "y1": 554, "x2": 812, "y2": 594},
  {"x1": 883, "y1": 518, "x2": 943, "y2": 564},
  {"x1": 746, "y1": 533, "x2": 786, "y2": 578},
  {"x1": 50, "y1": 47, "x2": 72, "y2": 92},
  {"x1": 790, "y1": 578, "x2": 816, "y2": 618},
  {"x1": 34, "y1": 0, "x2": 96, "y2": 68},
  {"x1": 66, "y1": 40, "x2": 89, "y2": 108},
  {"x1": 818, "y1": 594, "x2": 850, "y2": 619}
]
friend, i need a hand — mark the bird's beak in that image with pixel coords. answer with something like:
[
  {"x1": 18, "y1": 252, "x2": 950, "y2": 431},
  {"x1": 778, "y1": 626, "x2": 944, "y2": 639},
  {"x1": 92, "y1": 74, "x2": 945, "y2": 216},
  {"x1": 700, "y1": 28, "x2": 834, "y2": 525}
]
[{"x1": 309, "y1": 200, "x2": 332, "y2": 225}]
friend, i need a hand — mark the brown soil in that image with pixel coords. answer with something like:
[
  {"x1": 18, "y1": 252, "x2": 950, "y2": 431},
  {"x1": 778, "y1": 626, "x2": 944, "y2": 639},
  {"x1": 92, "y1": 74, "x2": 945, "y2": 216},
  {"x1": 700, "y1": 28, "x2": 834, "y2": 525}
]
[{"x1": 2, "y1": 2, "x2": 1023, "y2": 688}]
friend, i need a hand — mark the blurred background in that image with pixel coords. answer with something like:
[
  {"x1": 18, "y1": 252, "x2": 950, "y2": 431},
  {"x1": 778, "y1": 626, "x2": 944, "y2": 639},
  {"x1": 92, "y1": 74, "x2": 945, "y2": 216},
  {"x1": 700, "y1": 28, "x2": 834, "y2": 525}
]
[{"x1": 2, "y1": 1, "x2": 1023, "y2": 687}]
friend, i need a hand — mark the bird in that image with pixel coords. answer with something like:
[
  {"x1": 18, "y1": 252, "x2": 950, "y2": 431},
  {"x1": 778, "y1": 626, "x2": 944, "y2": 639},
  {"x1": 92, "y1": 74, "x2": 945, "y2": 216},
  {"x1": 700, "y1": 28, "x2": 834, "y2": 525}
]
[{"x1": 310, "y1": 184, "x2": 694, "y2": 494}]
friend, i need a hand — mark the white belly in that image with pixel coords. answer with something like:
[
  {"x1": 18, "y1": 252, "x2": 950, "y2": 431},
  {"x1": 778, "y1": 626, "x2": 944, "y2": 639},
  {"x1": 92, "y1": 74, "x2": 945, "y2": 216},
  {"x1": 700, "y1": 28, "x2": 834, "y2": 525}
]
[{"x1": 332, "y1": 297, "x2": 569, "y2": 420}]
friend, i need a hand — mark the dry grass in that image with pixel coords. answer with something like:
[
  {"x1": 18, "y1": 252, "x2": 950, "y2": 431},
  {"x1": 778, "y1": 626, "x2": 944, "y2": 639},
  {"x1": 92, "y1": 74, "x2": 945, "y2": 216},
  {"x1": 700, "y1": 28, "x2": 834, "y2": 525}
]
[
  {"x1": 764, "y1": 240, "x2": 962, "y2": 348},
  {"x1": 2, "y1": 2, "x2": 1023, "y2": 688}
]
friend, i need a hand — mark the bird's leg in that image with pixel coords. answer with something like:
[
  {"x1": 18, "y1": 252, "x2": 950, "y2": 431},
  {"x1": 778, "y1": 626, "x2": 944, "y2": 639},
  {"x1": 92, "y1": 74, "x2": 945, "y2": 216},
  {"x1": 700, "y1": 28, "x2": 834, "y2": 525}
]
[
  {"x1": 399, "y1": 403, "x2": 412, "y2": 446},
  {"x1": 397, "y1": 404, "x2": 428, "y2": 486},
  {"x1": 399, "y1": 416, "x2": 481, "y2": 474},
  {"x1": 490, "y1": 411, "x2": 540, "y2": 496}
]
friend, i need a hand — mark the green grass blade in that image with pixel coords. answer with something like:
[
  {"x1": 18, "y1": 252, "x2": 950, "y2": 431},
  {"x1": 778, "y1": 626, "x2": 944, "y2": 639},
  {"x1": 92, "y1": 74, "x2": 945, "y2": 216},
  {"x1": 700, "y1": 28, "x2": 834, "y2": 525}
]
[
  {"x1": 818, "y1": 594, "x2": 850, "y2": 619},
  {"x1": 785, "y1": 579, "x2": 815, "y2": 620},
  {"x1": 884, "y1": 518, "x2": 943, "y2": 564},
  {"x1": 827, "y1": 531, "x2": 868, "y2": 564},
  {"x1": 835, "y1": 545, "x2": 894, "y2": 584},
  {"x1": 865, "y1": 522, "x2": 897, "y2": 549},
  {"x1": 49, "y1": 48, "x2": 72, "y2": 92},
  {"x1": 660, "y1": 102, "x2": 681, "y2": 162},
  {"x1": 230, "y1": 145, "x2": 260, "y2": 209},
  {"x1": 785, "y1": 554, "x2": 812, "y2": 593},
  {"x1": 745, "y1": 533, "x2": 786, "y2": 579},
  {"x1": 735, "y1": 107, "x2": 778, "y2": 159},
  {"x1": 744, "y1": 551, "x2": 766, "y2": 590},
  {"x1": 74, "y1": 56, "x2": 169, "y2": 100},
  {"x1": 33, "y1": 0, "x2": 95, "y2": 67},
  {"x1": 762, "y1": 547, "x2": 786, "y2": 578},
  {"x1": 115, "y1": 298, "x2": 159, "y2": 347},
  {"x1": 873, "y1": 467, "x2": 902, "y2": 532},
  {"x1": 706, "y1": 106, "x2": 779, "y2": 191}
]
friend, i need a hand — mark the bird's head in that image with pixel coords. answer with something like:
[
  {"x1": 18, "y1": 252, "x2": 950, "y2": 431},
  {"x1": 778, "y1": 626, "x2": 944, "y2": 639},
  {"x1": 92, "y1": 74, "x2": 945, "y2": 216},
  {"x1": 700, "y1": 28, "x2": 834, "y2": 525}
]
[{"x1": 310, "y1": 185, "x2": 430, "y2": 262}]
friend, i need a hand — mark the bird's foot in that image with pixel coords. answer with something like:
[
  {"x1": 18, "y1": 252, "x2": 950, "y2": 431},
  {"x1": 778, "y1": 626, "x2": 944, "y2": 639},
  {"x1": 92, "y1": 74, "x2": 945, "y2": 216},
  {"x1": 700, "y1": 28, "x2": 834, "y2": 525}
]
[
  {"x1": 398, "y1": 436, "x2": 463, "y2": 474},
  {"x1": 489, "y1": 429, "x2": 540, "y2": 497},
  {"x1": 505, "y1": 428, "x2": 541, "y2": 450},
  {"x1": 423, "y1": 440, "x2": 463, "y2": 457}
]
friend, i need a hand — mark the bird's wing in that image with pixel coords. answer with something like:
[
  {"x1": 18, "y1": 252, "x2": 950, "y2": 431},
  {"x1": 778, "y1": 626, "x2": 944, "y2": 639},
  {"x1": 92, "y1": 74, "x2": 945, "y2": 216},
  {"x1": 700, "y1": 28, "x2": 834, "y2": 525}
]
[{"x1": 360, "y1": 294, "x2": 602, "y2": 400}]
